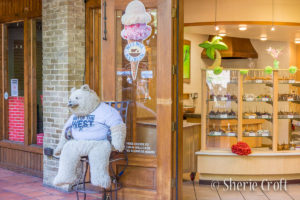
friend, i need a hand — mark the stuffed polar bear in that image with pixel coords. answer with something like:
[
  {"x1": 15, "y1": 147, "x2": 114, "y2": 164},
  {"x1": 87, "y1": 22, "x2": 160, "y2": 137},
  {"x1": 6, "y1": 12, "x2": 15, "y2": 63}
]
[{"x1": 53, "y1": 84, "x2": 126, "y2": 188}]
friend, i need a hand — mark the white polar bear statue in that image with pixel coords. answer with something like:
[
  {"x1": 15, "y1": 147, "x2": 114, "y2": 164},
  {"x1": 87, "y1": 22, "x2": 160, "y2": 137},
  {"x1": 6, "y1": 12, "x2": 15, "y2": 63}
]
[{"x1": 53, "y1": 84, "x2": 126, "y2": 188}]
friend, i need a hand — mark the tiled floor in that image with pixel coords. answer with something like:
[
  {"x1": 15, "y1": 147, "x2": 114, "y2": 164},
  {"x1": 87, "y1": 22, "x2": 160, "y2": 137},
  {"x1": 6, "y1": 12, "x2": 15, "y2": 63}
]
[
  {"x1": 0, "y1": 168, "x2": 103, "y2": 200},
  {"x1": 2, "y1": 168, "x2": 300, "y2": 200},
  {"x1": 183, "y1": 181, "x2": 300, "y2": 200}
]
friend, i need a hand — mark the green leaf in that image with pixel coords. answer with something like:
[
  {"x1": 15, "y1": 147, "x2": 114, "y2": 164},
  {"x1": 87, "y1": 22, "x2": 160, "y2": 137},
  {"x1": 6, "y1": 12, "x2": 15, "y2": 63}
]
[
  {"x1": 199, "y1": 41, "x2": 211, "y2": 49},
  {"x1": 207, "y1": 48, "x2": 215, "y2": 60},
  {"x1": 212, "y1": 42, "x2": 228, "y2": 50}
]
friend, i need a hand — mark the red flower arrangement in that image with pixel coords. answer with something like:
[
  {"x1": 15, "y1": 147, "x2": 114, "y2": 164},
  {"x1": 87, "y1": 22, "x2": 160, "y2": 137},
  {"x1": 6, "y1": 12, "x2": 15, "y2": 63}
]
[{"x1": 231, "y1": 142, "x2": 252, "y2": 156}]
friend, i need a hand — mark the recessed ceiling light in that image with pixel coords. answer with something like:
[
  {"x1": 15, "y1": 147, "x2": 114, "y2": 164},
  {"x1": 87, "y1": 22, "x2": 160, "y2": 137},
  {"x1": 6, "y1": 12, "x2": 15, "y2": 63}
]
[
  {"x1": 295, "y1": 39, "x2": 300, "y2": 44},
  {"x1": 215, "y1": 25, "x2": 220, "y2": 31},
  {"x1": 271, "y1": 26, "x2": 275, "y2": 31},
  {"x1": 238, "y1": 25, "x2": 247, "y2": 31},
  {"x1": 260, "y1": 36, "x2": 267, "y2": 41},
  {"x1": 219, "y1": 33, "x2": 226, "y2": 37}
]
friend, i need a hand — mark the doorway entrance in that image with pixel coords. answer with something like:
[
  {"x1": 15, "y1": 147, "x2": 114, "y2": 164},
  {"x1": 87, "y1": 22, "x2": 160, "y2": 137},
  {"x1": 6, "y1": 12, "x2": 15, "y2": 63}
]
[{"x1": 0, "y1": 1, "x2": 43, "y2": 177}]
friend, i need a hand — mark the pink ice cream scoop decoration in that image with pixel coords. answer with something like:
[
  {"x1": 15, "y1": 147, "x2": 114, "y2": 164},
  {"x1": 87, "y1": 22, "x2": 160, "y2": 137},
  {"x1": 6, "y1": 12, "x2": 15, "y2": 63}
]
[
  {"x1": 121, "y1": 0, "x2": 152, "y2": 80},
  {"x1": 121, "y1": 23, "x2": 152, "y2": 41}
]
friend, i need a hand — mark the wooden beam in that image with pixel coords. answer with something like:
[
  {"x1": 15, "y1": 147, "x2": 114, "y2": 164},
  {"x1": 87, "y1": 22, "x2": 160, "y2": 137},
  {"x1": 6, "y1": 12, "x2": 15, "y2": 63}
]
[
  {"x1": 273, "y1": 71, "x2": 279, "y2": 152},
  {"x1": 31, "y1": 19, "x2": 37, "y2": 145},
  {"x1": 2, "y1": 24, "x2": 8, "y2": 140},
  {"x1": 157, "y1": 0, "x2": 172, "y2": 199},
  {"x1": 238, "y1": 72, "x2": 243, "y2": 141},
  {"x1": 24, "y1": 19, "x2": 31, "y2": 146},
  {"x1": 101, "y1": 0, "x2": 116, "y2": 101},
  {"x1": 201, "y1": 70, "x2": 207, "y2": 150}
]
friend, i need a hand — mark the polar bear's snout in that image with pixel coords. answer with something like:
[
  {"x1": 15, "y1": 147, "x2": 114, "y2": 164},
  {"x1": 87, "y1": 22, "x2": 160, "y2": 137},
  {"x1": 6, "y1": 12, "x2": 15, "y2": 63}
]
[{"x1": 68, "y1": 100, "x2": 79, "y2": 108}]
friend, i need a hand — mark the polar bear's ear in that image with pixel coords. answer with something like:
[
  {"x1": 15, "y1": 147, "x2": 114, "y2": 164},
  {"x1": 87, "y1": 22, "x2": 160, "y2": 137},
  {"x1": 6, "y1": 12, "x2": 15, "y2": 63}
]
[
  {"x1": 71, "y1": 87, "x2": 76, "y2": 93},
  {"x1": 81, "y1": 84, "x2": 90, "y2": 91}
]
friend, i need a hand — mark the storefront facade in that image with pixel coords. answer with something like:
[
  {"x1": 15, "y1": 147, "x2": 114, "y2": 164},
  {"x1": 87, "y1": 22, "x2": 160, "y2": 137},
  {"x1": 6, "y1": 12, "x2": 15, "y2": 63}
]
[{"x1": 0, "y1": 0, "x2": 183, "y2": 200}]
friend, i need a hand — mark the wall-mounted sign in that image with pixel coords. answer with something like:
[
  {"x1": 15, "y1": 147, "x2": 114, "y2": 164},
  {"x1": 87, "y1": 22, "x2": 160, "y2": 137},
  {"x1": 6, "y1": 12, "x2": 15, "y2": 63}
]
[
  {"x1": 11, "y1": 79, "x2": 18, "y2": 97},
  {"x1": 124, "y1": 41, "x2": 146, "y2": 62}
]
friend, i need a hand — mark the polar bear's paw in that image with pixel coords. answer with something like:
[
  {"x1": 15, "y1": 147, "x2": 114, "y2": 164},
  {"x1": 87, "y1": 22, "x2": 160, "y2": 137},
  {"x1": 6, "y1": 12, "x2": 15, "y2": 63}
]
[
  {"x1": 91, "y1": 174, "x2": 111, "y2": 188},
  {"x1": 53, "y1": 175, "x2": 76, "y2": 186}
]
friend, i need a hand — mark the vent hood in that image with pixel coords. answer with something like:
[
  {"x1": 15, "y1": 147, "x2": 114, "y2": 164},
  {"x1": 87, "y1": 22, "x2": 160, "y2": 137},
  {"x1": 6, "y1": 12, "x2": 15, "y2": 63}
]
[{"x1": 201, "y1": 36, "x2": 258, "y2": 59}]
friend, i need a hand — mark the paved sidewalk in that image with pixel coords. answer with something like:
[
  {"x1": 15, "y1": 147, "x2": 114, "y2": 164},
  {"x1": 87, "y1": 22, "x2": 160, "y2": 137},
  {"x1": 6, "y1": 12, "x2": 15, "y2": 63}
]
[{"x1": 0, "y1": 168, "x2": 102, "y2": 200}]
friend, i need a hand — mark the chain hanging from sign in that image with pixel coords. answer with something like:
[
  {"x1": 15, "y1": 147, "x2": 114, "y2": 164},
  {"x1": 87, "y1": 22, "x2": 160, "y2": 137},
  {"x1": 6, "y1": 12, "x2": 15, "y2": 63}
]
[{"x1": 121, "y1": 0, "x2": 152, "y2": 80}]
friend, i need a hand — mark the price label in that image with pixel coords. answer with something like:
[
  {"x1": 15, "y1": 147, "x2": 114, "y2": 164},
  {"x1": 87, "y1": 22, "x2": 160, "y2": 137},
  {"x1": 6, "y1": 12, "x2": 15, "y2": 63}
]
[
  {"x1": 262, "y1": 133, "x2": 269, "y2": 137},
  {"x1": 288, "y1": 98, "x2": 294, "y2": 101},
  {"x1": 288, "y1": 115, "x2": 294, "y2": 119},
  {"x1": 249, "y1": 132, "x2": 256, "y2": 137},
  {"x1": 221, "y1": 97, "x2": 228, "y2": 101},
  {"x1": 227, "y1": 133, "x2": 236, "y2": 137},
  {"x1": 220, "y1": 114, "x2": 228, "y2": 118},
  {"x1": 214, "y1": 132, "x2": 222, "y2": 136},
  {"x1": 289, "y1": 80, "x2": 296, "y2": 83},
  {"x1": 262, "y1": 115, "x2": 269, "y2": 119},
  {"x1": 262, "y1": 98, "x2": 269, "y2": 102},
  {"x1": 249, "y1": 116, "x2": 256, "y2": 119},
  {"x1": 256, "y1": 80, "x2": 263, "y2": 83}
]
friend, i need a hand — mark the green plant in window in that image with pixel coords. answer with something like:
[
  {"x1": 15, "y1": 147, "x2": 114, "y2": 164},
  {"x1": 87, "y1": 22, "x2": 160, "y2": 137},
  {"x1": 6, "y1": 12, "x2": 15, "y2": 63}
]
[{"x1": 199, "y1": 36, "x2": 228, "y2": 74}]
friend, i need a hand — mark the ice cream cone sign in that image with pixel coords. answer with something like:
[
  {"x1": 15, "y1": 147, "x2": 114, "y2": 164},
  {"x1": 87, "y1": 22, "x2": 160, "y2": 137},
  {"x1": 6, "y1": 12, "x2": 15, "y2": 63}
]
[{"x1": 121, "y1": 0, "x2": 152, "y2": 80}]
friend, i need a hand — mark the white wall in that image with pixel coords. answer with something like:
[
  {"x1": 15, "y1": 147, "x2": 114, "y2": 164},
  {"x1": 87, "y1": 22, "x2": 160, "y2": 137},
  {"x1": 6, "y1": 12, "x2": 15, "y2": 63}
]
[
  {"x1": 183, "y1": 34, "x2": 208, "y2": 113},
  {"x1": 184, "y1": 0, "x2": 300, "y2": 23}
]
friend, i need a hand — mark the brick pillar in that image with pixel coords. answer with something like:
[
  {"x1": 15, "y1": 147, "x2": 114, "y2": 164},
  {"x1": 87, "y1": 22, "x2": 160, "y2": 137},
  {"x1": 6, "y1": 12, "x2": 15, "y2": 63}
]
[{"x1": 42, "y1": 0, "x2": 85, "y2": 190}]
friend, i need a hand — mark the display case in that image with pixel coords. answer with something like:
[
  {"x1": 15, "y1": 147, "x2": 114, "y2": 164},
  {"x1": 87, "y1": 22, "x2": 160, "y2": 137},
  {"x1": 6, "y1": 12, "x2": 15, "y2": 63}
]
[{"x1": 201, "y1": 68, "x2": 300, "y2": 152}]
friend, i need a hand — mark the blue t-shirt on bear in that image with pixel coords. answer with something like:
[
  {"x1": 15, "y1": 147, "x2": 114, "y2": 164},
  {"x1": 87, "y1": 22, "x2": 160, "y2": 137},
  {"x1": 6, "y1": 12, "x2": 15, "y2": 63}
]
[{"x1": 64, "y1": 103, "x2": 124, "y2": 141}]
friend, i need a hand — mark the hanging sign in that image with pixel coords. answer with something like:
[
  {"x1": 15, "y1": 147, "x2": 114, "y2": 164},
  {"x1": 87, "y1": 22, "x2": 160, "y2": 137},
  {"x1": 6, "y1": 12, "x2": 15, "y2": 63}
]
[
  {"x1": 124, "y1": 41, "x2": 146, "y2": 62},
  {"x1": 11, "y1": 79, "x2": 18, "y2": 97}
]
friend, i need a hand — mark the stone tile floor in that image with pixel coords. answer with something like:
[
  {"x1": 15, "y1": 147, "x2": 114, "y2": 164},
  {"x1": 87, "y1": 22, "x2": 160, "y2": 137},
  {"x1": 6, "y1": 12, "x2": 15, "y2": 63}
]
[
  {"x1": 183, "y1": 181, "x2": 300, "y2": 200},
  {"x1": 2, "y1": 168, "x2": 300, "y2": 200},
  {"x1": 0, "y1": 168, "x2": 103, "y2": 200}
]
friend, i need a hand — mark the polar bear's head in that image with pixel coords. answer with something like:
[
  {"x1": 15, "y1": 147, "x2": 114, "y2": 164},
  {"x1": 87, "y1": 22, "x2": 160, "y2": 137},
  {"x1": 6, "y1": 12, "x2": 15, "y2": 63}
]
[{"x1": 68, "y1": 84, "x2": 100, "y2": 116}]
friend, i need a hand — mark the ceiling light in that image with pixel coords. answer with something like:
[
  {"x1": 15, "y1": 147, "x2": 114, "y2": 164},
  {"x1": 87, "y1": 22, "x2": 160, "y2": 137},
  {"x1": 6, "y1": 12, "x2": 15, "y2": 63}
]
[
  {"x1": 295, "y1": 39, "x2": 300, "y2": 44},
  {"x1": 239, "y1": 25, "x2": 247, "y2": 31},
  {"x1": 271, "y1": 26, "x2": 275, "y2": 31},
  {"x1": 215, "y1": 25, "x2": 220, "y2": 31},
  {"x1": 219, "y1": 33, "x2": 226, "y2": 36},
  {"x1": 260, "y1": 36, "x2": 267, "y2": 41}
]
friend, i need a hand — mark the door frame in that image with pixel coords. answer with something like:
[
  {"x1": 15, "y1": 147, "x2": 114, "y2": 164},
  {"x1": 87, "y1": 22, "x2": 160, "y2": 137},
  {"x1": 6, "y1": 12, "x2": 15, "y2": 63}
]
[{"x1": 0, "y1": 1, "x2": 43, "y2": 177}]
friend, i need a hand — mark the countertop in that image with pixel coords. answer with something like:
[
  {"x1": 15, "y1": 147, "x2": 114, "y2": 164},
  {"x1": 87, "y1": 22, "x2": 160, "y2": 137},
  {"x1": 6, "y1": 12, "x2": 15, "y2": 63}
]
[{"x1": 195, "y1": 150, "x2": 300, "y2": 156}]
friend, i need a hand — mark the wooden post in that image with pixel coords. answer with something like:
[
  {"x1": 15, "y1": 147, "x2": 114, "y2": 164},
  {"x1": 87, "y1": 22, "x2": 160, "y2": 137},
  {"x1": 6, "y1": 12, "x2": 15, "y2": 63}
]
[
  {"x1": 273, "y1": 71, "x2": 278, "y2": 151},
  {"x1": 238, "y1": 72, "x2": 243, "y2": 141},
  {"x1": 201, "y1": 70, "x2": 207, "y2": 150}
]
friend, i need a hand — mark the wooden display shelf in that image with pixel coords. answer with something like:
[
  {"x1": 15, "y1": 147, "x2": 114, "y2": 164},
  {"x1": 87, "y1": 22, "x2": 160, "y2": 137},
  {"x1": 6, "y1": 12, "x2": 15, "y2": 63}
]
[
  {"x1": 201, "y1": 69, "x2": 284, "y2": 152},
  {"x1": 208, "y1": 118, "x2": 265, "y2": 126}
]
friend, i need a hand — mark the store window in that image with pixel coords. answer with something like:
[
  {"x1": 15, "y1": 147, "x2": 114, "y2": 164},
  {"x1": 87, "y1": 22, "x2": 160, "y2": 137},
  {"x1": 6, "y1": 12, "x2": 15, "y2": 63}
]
[
  {"x1": 6, "y1": 22, "x2": 25, "y2": 143},
  {"x1": 115, "y1": 9, "x2": 157, "y2": 155}
]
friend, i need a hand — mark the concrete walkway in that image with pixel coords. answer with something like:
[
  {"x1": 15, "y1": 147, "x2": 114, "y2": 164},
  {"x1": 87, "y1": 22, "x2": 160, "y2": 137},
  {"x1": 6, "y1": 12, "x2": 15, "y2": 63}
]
[{"x1": 0, "y1": 168, "x2": 101, "y2": 200}]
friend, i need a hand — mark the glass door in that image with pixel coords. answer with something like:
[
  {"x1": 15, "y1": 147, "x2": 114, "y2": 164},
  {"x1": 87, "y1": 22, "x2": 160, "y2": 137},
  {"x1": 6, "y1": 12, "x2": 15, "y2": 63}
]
[{"x1": 101, "y1": 0, "x2": 176, "y2": 199}]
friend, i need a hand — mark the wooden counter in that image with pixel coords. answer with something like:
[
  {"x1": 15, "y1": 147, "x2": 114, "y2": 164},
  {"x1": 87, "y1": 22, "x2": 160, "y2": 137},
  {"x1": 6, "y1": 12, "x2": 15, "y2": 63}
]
[{"x1": 196, "y1": 150, "x2": 300, "y2": 181}]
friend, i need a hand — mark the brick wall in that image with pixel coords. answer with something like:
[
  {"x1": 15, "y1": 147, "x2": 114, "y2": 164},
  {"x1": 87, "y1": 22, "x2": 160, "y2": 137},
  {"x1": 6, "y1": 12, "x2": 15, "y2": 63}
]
[
  {"x1": 42, "y1": 0, "x2": 85, "y2": 190},
  {"x1": 8, "y1": 97, "x2": 25, "y2": 142}
]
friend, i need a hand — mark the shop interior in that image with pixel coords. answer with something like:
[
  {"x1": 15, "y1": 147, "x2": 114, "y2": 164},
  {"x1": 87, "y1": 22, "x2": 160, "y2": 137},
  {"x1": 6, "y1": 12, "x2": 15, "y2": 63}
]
[{"x1": 181, "y1": 0, "x2": 300, "y2": 191}]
